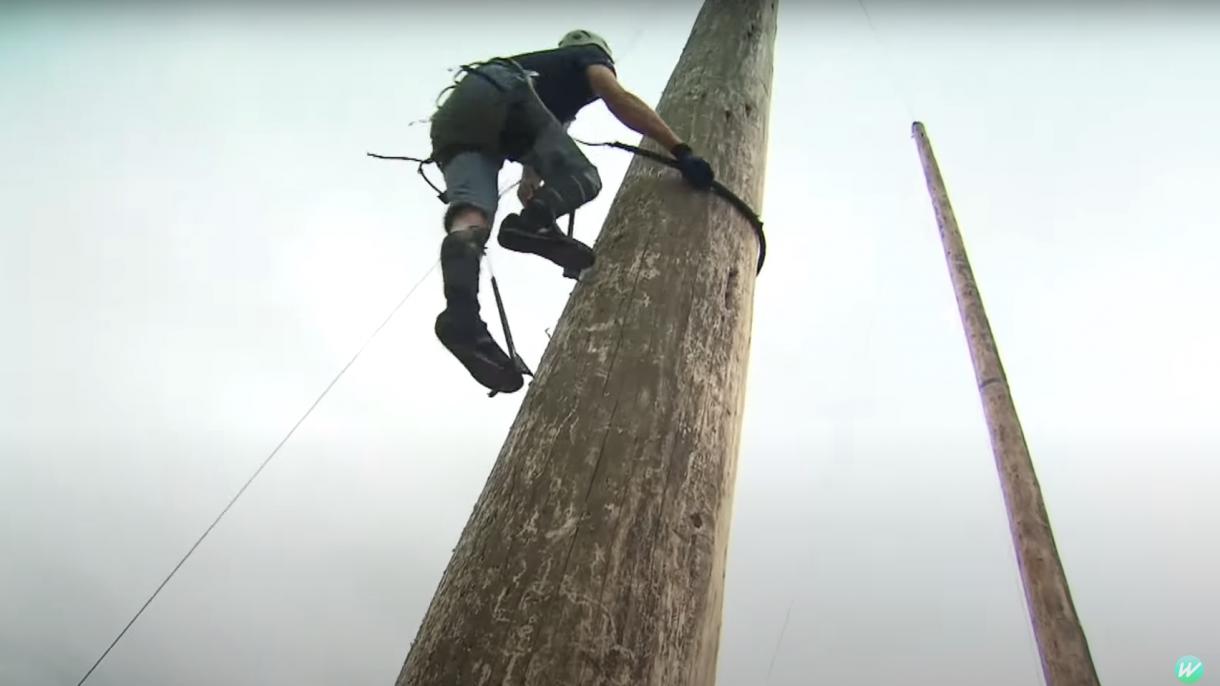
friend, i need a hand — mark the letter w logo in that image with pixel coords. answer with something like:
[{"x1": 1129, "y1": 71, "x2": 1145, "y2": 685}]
[{"x1": 1179, "y1": 660, "x2": 1203, "y2": 678}]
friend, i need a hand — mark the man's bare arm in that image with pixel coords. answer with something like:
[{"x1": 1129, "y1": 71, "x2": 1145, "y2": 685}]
[{"x1": 586, "y1": 64, "x2": 683, "y2": 151}]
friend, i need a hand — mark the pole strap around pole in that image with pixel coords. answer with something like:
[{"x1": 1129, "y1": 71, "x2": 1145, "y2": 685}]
[{"x1": 573, "y1": 138, "x2": 768, "y2": 275}]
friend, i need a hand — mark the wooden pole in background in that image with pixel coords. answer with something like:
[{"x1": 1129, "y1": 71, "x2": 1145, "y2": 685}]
[
  {"x1": 912, "y1": 121, "x2": 1101, "y2": 686},
  {"x1": 395, "y1": 1, "x2": 777, "y2": 683}
]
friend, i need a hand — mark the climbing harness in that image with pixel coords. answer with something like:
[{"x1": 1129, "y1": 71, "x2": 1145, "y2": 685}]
[
  {"x1": 367, "y1": 136, "x2": 767, "y2": 397},
  {"x1": 365, "y1": 59, "x2": 536, "y2": 203}
]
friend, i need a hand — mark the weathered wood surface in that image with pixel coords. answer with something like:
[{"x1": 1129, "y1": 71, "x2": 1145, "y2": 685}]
[
  {"x1": 394, "y1": 1, "x2": 777, "y2": 684},
  {"x1": 913, "y1": 121, "x2": 1101, "y2": 686}
]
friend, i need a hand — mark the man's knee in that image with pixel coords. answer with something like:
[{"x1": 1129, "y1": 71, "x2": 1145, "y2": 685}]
[
  {"x1": 529, "y1": 164, "x2": 602, "y2": 219},
  {"x1": 439, "y1": 148, "x2": 504, "y2": 230},
  {"x1": 441, "y1": 223, "x2": 490, "y2": 258},
  {"x1": 444, "y1": 202, "x2": 492, "y2": 234}
]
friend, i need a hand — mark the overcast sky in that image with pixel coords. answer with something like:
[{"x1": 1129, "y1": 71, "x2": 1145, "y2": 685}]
[{"x1": 2, "y1": 1, "x2": 1217, "y2": 685}]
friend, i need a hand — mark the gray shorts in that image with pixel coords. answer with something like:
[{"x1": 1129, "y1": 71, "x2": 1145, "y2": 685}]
[
  {"x1": 430, "y1": 60, "x2": 600, "y2": 232},
  {"x1": 439, "y1": 150, "x2": 505, "y2": 229}
]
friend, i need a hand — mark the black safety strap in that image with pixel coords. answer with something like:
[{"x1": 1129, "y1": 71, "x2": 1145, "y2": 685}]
[
  {"x1": 432, "y1": 58, "x2": 526, "y2": 110},
  {"x1": 366, "y1": 152, "x2": 448, "y2": 203},
  {"x1": 456, "y1": 58, "x2": 534, "y2": 92},
  {"x1": 574, "y1": 139, "x2": 767, "y2": 275},
  {"x1": 487, "y1": 269, "x2": 533, "y2": 398},
  {"x1": 559, "y1": 211, "x2": 581, "y2": 280}
]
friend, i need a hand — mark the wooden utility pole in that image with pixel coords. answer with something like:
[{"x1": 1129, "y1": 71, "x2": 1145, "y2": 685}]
[
  {"x1": 912, "y1": 121, "x2": 1100, "y2": 686},
  {"x1": 394, "y1": 2, "x2": 776, "y2": 684}
]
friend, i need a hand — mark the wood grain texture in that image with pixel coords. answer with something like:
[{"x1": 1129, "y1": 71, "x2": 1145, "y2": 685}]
[
  {"x1": 394, "y1": 1, "x2": 777, "y2": 684},
  {"x1": 913, "y1": 121, "x2": 1101, "y2": 686}
]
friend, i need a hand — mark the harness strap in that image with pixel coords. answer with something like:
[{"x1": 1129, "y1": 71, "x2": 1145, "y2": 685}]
[
  {"x1": 560, "y1": 211, "x2": 581, "y2": 280},
  {"x1": 433, "y1": 57, "x2": 526, "y2": 108},
  {"x1": 366, "y1": 152, "x2": 448, "y2": 203},
  {"x1": 486, "y1": 258, "x2": 534, "y2": 398},
  {"x1": 456, "y1": 58, "x2": 537, "y2": 93}
]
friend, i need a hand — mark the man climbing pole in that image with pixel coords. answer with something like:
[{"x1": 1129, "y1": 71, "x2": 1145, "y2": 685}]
[{"x1": 427, "y1": 29, "x2": 716, "y2": 395}]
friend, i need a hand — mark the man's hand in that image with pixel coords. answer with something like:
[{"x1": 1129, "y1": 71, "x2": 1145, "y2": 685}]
[
  {"x1": 518, "y1": 166, "x2": 542, "y2": 204},
  {"x1": 670, "y1": 143, "x2": 715, "y2": 190},
  {"x1": 518, "y1": 177, "x2": 540, "y2": 204}
]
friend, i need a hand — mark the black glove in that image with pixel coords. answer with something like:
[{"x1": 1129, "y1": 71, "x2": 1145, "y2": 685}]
[{"x1": 670, "y1": 143, "x2": 715, "y2": 190}]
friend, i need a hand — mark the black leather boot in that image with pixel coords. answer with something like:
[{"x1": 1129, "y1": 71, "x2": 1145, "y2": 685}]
[
  {"x1": 498, "y1": 202, "x2": 594, "y2": 275},
  {"x1": 436, "y1": 228, "x2": 523, "y2": 393}
]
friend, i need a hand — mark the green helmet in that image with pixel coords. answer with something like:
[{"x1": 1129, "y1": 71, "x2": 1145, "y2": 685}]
[{"x1": 558, "y1": 29, "x2": 612, "y2": 59}]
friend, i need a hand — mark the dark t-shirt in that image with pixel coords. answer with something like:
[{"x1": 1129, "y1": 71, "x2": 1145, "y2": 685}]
[{"x1": 507, "y1": 45, "x2": 616, "y2": 124}]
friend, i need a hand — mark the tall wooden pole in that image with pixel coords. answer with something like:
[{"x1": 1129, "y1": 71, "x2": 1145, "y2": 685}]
[
  {"x1": 394, "y1": 2, "x2": 776, "y2": 684},
  {"x1": 912, "y1": 121, "x2": 1100, "y2": 686}
]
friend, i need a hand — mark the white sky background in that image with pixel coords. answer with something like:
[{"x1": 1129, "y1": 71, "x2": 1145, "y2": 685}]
[{"x1": 2, "y1": 1, "x2": 1217, "y2": 685}]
